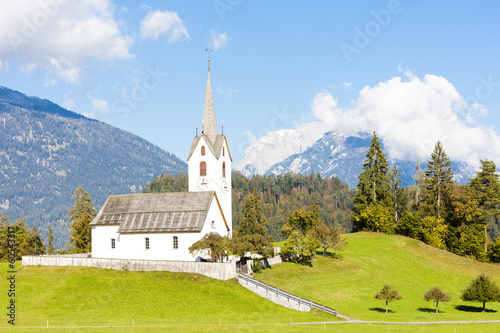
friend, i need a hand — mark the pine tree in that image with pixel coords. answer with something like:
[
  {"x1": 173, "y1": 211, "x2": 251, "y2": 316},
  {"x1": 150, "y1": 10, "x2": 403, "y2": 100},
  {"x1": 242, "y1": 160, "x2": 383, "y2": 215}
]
[
  {"x1": 353, "y1": 132, "x2": 390, "y2": 230},
  {"x1": 68, "y1": 186, "x2": 97, "y2": 252},
  {"x1": 413, "y1": 160, "x2": 425, "y2": 207},
  {"x1": 423, "y1": 141, "x2": 453, "y2": 218},
  {"x1": 388, "y1": 164, "x2": 404, "y2": 222},
  {"x1": 236, "y1": 188, "x2": 267, "y2": 237},
  {"x1": 47, "y1": 225, "x2": 55, "y2": 254},
  {"x1": 467, "y1": 159, "x2": 500, "y2": 251}
]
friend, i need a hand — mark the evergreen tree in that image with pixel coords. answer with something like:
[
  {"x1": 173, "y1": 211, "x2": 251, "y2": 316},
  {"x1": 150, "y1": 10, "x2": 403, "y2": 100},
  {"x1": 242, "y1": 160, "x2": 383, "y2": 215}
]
[
  {"x1": 235, "y1": 189, "x2": 267, "y2": 237},
  {"x1": 353, "y1": 132, "x2": 390, "y2": 231},
  {"x1": 47, "y1": 225, "x2": 55, "y2": 254},
  {"x1": 354, "y1": 132, "x2": 390, "y2": 210},
  {"x1": 467, "y1": 159, "x2": 500, "y2": 251},
  {"x1": 68, "y1": 186, "x2": 97, "y2": 253},
  {"x1": 413, "y1": 160, "x2": 425, "y2": 206},
  {"x1": 422, "y1": 141, "x2": 453, "y2": 218},
  {"x1": 388, "y1": 164, "x2": 405, "y2": 222}
]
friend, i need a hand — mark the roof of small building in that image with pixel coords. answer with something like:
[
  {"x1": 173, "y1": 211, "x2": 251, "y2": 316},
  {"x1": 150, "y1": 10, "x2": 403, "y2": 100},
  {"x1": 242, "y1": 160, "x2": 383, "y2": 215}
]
[{"x1": 90, "y1": 191, "x2": 218, "y2": 233}]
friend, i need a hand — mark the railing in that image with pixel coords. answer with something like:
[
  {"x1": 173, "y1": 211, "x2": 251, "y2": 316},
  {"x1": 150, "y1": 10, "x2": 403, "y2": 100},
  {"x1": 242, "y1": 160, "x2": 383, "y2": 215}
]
[{"x1": 237, "y1": 273, "x2": 337, "y2": 316}]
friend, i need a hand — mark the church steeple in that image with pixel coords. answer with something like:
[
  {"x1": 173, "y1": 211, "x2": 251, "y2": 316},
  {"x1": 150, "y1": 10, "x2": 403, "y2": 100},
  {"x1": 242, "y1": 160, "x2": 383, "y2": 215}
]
[{"x1": 202, "y1": 58, "x2": 217, "y2": 144}]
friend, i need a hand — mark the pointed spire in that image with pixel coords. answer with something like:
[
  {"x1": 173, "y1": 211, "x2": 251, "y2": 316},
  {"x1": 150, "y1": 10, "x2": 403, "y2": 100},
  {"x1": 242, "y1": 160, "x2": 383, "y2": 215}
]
[{"x1": 202, "y1": 58, "x2": 217, "y2": 143}]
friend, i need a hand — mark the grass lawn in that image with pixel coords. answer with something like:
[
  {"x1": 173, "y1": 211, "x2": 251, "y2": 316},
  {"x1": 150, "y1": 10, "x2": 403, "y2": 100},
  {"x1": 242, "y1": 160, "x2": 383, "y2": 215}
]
[
  {"x1": 0, "y1": 261, "x2": 335, "y2": 330},
  {"x1": 258, "y1": 232, "x2": 500, "y2": 323}
]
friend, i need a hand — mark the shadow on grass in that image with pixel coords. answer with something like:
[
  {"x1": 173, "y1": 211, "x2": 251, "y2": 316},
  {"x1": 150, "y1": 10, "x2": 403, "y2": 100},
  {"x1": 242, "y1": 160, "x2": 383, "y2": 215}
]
[
  {"x1": 369, "y1": 307, "x2": 394, "y2": 313},
  {"x1": 418, "y1": 307, "x2": 439, "y2": 313},
  {"x1": 315, "y1": 250, "x2": 344, "y2": 259},
  {"x1": 455, "y1": 305, "x2": 497, "y2": 313}
]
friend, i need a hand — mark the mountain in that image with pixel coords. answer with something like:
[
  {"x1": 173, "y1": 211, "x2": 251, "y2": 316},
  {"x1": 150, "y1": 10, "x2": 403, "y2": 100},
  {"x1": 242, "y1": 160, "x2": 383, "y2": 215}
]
[
  {"x1": 0, "y1": 86, "x2": 187, "y2": 248},
  {"x1": 239, "y1": 129, "x2": 475, "y2": 188}
]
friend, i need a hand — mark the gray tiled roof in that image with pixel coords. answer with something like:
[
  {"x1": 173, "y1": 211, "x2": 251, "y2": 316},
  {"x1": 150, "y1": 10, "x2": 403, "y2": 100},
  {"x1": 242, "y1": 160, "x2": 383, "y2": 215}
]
[{"x1": 90, "y1": 192, "x2": 215, "y2": 233}]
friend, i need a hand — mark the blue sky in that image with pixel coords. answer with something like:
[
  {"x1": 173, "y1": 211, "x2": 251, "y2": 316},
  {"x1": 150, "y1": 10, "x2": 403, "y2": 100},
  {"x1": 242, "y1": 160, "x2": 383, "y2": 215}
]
[{"x1": 1, "y1": 1, "x2": 500, "y2": 168}]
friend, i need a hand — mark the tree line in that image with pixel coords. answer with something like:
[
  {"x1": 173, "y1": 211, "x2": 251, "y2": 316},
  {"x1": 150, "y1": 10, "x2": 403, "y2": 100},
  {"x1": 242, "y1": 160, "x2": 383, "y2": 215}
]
[
  {"x1": 144, "y1": 171, "x2": 356, "y2": 242},
  {"x1": 353, "y1": 132, "x2": 500, "y2": 262},
  {"x1": 0, "y1": 185, "x2": 97, "y2": 260}
]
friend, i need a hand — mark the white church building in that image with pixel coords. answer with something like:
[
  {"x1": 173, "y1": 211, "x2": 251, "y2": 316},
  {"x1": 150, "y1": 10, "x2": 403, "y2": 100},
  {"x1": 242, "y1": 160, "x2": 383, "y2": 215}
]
[{"x1": 90, "y1": 59, "x2": 232, "y2": 261}]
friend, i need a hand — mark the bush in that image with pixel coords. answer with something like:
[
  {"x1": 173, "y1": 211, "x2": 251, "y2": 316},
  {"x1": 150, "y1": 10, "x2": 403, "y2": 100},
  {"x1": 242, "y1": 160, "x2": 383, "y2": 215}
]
[{"x1": 251, "y1": 259, "x2": 262, "y2": 273}]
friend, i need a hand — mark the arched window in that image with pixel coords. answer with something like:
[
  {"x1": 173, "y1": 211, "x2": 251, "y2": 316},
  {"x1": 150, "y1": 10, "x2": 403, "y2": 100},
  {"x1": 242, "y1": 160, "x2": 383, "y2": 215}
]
[
  {"x1": 173, "y1": 236, "x2": 178, "y2": 249},
  {"x1": 200, "y1": 162, "x2": 207, "y2": 176},
  {"x1": 111, "y1": 238, "x2": 115, "y2": 249},
  {"x1": 222, "y1": 162, "x2": 226, "y2": 178},
  {"x1": 201, "y1": 146, "x2": 205, "y2": 156},
  {"x1": 145, "y1": 237, "x2": 150, "y2": 250},
  {"x1": 222, "y1": 147, "x2": 225, "y2": 156}
]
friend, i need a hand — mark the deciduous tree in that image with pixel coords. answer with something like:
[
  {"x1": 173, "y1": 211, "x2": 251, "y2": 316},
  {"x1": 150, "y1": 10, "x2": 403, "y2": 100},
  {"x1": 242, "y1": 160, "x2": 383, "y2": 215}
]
[
  {"x1": 374, "y1": 284, "x2": 402, "y2": 313},
  {"x1": 424, "y1": 286, "x2": 451, "y2": 313},
  {"x1": 189, "y1": 233, "x2": 230, "y2": 262},
  {"x1": 461, "y1": 273, "x2": 500, "y2": 312},
  {"x1": 307, "y1": 222, "x2": 347, "y2": 256}
]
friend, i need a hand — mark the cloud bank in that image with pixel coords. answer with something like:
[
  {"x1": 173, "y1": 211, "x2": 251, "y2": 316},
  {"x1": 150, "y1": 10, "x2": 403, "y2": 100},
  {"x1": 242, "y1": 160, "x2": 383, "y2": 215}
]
[
  {"x1": 242, "y1": 72, "x2": 500, "y2": 172},
  {"x1": 308, "y1": 73, "x2": 500, "y2": 169}
]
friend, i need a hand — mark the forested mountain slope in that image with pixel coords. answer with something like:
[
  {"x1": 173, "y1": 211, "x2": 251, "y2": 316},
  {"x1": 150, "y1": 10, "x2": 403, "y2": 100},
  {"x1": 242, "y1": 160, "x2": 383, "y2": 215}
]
[{"x1": 0, "y1": 87, "x2": 186, "y2": 248}]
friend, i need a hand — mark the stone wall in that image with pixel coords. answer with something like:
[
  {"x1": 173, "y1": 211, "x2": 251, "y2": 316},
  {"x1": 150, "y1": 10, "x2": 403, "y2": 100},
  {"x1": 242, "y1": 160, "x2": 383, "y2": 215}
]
[{"x1": 22, "y1": 254, "x2": 237, "y2": 281}]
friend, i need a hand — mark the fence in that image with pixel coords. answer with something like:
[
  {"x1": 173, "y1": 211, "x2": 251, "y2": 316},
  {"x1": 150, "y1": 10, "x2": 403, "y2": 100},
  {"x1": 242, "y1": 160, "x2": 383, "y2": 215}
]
[
  {"x1": 22, "y1": 254, "x2": 237, "y2": 281},
  {"x1": 237, "y1": 273, "x2": 338, "y2": 316}
]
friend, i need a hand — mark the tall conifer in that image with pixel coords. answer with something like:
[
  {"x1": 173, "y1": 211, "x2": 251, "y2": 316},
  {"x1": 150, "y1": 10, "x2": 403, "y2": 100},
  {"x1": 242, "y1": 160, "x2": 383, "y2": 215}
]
[
  {"x1": 423, "y1": 141, "x2": 453, "y2": 218},
  {"x1": 354, "y1": 132, "x2": 390, "y2": 214},
  {"x1": 467, "y1": 159, "x2": 500, "y2": 251}
]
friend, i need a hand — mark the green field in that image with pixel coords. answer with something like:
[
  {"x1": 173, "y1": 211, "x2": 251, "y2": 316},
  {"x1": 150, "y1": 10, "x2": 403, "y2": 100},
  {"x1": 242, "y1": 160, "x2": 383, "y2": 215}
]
[
  {"x1": 2, "y1": 232, "x2": 500, "y2": 332},
  {"x1": 0, "y1": 262, "x2": 335, "y2": 331},
  {"x1": 258, "y1": 232, "x2": 500, "y2": 323}
]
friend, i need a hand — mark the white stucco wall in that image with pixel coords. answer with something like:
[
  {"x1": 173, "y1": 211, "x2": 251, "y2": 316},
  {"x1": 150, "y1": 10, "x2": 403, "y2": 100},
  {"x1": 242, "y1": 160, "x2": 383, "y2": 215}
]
[
  {"x1": 188, "y1": 136, "x2": 232, "y2": 235},
  {"x1": 91, "y1": 196, "x2": 229, "y2": 261}
]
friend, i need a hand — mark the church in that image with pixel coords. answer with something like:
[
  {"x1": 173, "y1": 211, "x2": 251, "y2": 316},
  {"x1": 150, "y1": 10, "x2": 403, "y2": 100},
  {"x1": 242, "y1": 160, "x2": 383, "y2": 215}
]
[{"x1": 90, "y1": 59, "x2": 232, "y2": 261}]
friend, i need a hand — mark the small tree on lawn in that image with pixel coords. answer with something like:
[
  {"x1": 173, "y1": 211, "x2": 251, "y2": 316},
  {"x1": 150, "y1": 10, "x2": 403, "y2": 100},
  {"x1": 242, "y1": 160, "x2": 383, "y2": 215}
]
[
  {"x1": 307, "y1": 222, "x2": 347, "y2": 256},
  {"x1": 461, "y1": 274, "x2": 500, "y2": 312},
  {"x1": 424, "y1": 286, "x2": 451, "y2": 313},
  {"x1": 189, "y1": 233, "x2": 229, "y2": 262},
  {"x1": 374, "y1": 284, "x2": 402, "y2": 313}
]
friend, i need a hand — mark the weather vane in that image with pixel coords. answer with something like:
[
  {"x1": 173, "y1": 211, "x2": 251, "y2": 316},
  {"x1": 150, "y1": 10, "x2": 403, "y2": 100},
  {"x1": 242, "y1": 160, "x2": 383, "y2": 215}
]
[{"x1": 205, "y1": 48, "x2": 212, "y2": 71}]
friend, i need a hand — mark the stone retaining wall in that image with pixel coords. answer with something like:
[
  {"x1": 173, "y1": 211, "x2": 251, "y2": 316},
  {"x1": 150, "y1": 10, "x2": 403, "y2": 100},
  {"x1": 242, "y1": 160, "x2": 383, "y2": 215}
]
[{"x1": 22, "y1": 255, "x2": 237, "y2": 281}]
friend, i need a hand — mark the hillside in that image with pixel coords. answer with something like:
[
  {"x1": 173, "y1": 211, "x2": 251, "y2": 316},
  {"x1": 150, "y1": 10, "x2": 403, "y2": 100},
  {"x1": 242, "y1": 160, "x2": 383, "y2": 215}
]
[
  {"x1": 1, "y1": 263, "x2": 333, "y2": 330},
  {"x1": 258, "y1": 232, "x2": 500, "y2": 322},
  {"x1": 0, "y1": 87, "x2": 187, "y2": 248}
]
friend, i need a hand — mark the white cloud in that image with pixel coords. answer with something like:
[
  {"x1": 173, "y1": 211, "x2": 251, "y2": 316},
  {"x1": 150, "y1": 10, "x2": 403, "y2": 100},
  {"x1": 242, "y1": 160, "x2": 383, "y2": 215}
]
[
  {"x1": 210, "y1": 31, "x2": 230, "y2": 51},
  {"x1": 92, "y1": 98, "x2": 110, "y2": 116},
  {"x1": 304, "y1": 73, "x2": 500, "y2": 169},
  {"x1": 140, "y1": 10, "x2": 188, "y2": 42},
  {"x1": 0, "y1": 0, "x2": 132, "y2": 84},
  {"x1": 242, "y1": 73, "x2": 500, "y2": 172}
]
